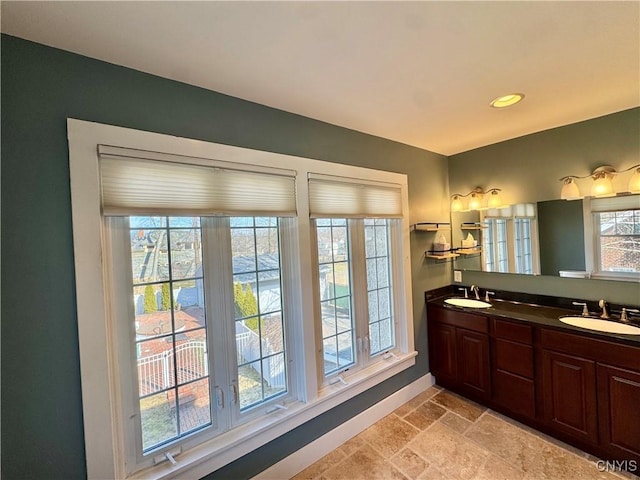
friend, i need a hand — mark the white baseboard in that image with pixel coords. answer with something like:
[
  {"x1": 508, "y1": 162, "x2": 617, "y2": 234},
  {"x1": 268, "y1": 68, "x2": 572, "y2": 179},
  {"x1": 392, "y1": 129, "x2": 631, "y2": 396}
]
[{"x1": 253, "y1": 373, "x2": 435, "y2": 480}]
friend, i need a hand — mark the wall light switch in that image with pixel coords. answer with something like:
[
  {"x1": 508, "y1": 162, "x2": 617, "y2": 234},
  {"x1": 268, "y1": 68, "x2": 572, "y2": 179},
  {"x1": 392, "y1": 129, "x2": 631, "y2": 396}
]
[{"x1": 454, "y1": 270, "x2": 462, "y2": 283}]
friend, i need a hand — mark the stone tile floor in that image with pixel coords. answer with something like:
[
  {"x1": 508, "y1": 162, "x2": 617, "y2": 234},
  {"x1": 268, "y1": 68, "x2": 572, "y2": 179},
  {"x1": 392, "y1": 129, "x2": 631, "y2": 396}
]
[{"x1": 292, "y1": 387, "x2": 639, "y2": 480}]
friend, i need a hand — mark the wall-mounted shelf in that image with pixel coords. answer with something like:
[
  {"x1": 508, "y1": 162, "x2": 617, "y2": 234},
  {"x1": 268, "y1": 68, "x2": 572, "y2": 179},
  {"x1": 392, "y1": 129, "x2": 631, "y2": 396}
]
[
  {"x1": 460, "y1": 222, "x2": 487, "y2": 230},
  {"x1": 425, "y1": 251, "x2": 459, "y2": 260},
  {"x1": 412, "y1": 222, "x2": 451, "y2": 232},
  {"x1": 456, "y1": 247, "x2": 482, "y2": 256}
]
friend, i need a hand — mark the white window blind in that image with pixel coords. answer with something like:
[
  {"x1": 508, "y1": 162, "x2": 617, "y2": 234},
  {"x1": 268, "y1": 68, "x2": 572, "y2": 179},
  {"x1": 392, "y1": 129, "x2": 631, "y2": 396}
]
[
  {"x1": 308, "y1": 173, "x2": 403, "y2": 218},
  {"x1": 98, "y1": 145, "x2": 297, "y2": 216},
  {"x1": 590, "y1": 195, "x2": 640, "y2": 212}
]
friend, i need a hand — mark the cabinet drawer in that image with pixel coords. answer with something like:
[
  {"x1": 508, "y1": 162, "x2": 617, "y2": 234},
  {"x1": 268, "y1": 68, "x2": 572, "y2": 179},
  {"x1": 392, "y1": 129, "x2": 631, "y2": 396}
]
[
  {"x1": 541, "y1": 328, "x2": 640, "y2": 371},
  {"x1": 493, "y1": 318, "x2": 532, "y2": 344},
  {"x1": 494, "y1": 338, "x2": 533, "y2": 378},
  {"x1": 428, "y1": 305, "x2": 488, "y2": 333},
  {"x1": 493, "y1": 369, "x2": 535, "y2": 418}
]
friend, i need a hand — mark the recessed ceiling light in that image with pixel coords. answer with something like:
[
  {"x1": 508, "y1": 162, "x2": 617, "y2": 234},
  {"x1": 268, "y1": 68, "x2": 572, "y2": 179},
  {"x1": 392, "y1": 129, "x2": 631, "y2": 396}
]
[{"x1": 490, "y1": 93, "x2": 525, "y2": 108}]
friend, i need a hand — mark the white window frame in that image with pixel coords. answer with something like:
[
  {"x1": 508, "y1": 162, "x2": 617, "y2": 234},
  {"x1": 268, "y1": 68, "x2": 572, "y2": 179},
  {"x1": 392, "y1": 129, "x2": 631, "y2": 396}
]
[
  {"x1": 481, "y1": 207, "x2": 540, "y2": 276},
  {"x1": 312, "y1": 218, "x2": 401, "y2": 385},
  {"x1": 110, "y1": 215, "x2": 298, "y2": 472},
  {"x1": 67, "y1": 119, "x2": 416, "y2": 480},
  {"x1": 584, "y1": 195, "x2": 640, "y2": 282}
]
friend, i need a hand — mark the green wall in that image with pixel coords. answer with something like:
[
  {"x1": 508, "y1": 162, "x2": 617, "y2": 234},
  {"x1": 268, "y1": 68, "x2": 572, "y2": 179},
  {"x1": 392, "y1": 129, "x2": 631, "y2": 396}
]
[
  {"x1": 1, "y1": 35, "x2": 450, "y2": 479},
  {"x1": 448, "y1": 108, "x2": 640, "y2": 305}
]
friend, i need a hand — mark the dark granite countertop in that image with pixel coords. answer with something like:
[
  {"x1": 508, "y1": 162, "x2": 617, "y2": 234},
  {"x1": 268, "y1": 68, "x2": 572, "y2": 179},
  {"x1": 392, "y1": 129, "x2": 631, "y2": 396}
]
[{"x1": 426, "y1": 288, "x2": 640, "y2": 347}]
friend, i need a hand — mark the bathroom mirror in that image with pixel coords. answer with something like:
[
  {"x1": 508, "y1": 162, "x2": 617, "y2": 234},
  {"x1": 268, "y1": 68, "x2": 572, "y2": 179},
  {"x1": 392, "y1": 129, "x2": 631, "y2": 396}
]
[
  {"x1": 451, "y1": 203, "x2": 541, "y2": 276},
  {"x1": 451, "y1": 197, "x2": 640, "y2": 282}
]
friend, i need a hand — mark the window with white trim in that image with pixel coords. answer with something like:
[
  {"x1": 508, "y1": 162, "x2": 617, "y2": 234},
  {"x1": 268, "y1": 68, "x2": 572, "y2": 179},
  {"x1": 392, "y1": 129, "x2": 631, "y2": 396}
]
[
  {"x1": 586, "y1": 196, "x2": 640, "y2": 280},
  {"x1": 482, "y1": 204, "x2": 539, "y2": 275},
  {"x1": 313, "y1": 217, "x2": 398, "y2": 378},
  {"x1": 308, "y1": 174, "x2": 402, "y2": 381},
  {"x1": 68, "y1": 119, "x2": 415, "y2": 480}
]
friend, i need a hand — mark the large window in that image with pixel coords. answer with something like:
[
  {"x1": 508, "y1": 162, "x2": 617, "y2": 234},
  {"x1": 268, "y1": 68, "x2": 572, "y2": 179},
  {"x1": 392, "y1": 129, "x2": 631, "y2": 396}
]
[
  {"x1": 595, "y1": 210, "x2": 640, "y2": 273},
  {"x1": 482, "y1": 205, "x2": 539, "y2": 275},
  {"x1": 314, "y1": 217, "x2": 397, "y2": 378},
  {"x1": 68, "y1": 120, "x2": 415, "y2": 479},
  {"x1": 115, "y1": 215, "x2": 292, "y2": 468},
  {"x1": 587, "y1": 196, "x2": 640, "y2": 280}
]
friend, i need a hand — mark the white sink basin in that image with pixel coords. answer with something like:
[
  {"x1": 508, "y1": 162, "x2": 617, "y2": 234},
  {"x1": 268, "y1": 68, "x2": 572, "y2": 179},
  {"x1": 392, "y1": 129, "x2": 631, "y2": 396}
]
[
  {"x1": 559, "y1": 316, "x2": 640, "y2": 335},
  {"x1": 445, "y1": 298, "x2": 492, "y2": 309}
]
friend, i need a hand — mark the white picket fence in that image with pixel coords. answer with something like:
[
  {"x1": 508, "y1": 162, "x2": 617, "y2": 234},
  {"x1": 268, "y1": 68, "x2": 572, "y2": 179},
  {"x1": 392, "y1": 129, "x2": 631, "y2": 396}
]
[
  {"x1": 137, "y1": 330, "x2": 285, "y2": 396},
  {"x1": 137, "y1": 341, "x2": 208, "y2": 396}
]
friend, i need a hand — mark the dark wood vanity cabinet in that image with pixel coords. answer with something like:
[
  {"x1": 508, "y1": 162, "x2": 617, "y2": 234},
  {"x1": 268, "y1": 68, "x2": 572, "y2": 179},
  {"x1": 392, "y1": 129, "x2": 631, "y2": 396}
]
[
  {"x1": 428, "y1": 302, "x2": 640, "y2": 466},
  {"x1": 539, "y1": 328, "x2": 640, "y2": 463},
  {"x1": 541, "y1": 350, "x2": 598, "y2": 444},
  {"x1": 427, "y1": 304, "x2": 491, "y2": 401},
  {"x1": 597, "y1": 364, "x2": 640, "y2": 461}
]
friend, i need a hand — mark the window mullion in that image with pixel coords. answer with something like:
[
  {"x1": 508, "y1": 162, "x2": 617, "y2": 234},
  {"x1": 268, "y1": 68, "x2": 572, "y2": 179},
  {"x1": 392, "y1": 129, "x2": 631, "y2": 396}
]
[
  {"x1": 349, "y1": 219, "x2": 369, "y2": 367},
  {"x1": 507, "y1": 219, "x2": 516, "y2": 273},
  {"x1": 279, "y1": 218, "x2": 307, "y2": 402},
  {"x1": 202, "y1": 217, "x2": 235, "y2": 428}
]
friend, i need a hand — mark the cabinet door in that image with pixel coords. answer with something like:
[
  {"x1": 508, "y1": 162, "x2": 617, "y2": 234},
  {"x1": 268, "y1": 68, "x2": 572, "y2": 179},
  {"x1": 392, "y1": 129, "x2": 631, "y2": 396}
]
[
  {"x1": 542, "y1": 350, "x2": 598, "y2": 444},
  {"x1": 428, "y1": 322, "x2": 457, "y2": 386},
  {"x1": 597, "y1": 364, "x2": 640, "y2": 462},
  {"x1": 456, "y1": 328, "x2": 491, "y2": 400}
]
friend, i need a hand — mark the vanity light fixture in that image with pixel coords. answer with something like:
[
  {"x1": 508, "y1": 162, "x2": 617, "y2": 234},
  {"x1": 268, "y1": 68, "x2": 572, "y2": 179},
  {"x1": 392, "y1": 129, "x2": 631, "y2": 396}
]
[
  {"x1": 450, "y1": 187, "x2": 503, "y2": 211},
  {"x1": 559, "y1": 163, "x2": 640, "y2": 200},
  {"x1": 490, "y1": 93, "x2": 525, "y2": 108}
]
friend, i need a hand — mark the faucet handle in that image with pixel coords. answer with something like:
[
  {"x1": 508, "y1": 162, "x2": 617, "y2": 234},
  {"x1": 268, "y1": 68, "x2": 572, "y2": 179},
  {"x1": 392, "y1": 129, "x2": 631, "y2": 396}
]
[
  {"x1": 485, "y1": 291, "x2": 495, "y2": 303},
  {"x1": 458, "y1": 287, "x2": 468, "y2": 299},
  {"x1": 572, "y1": 301, "x2": 589, "y2": 316},
  {"x1": 621, "y1": 308, "x2": 640, "y2": 323}
]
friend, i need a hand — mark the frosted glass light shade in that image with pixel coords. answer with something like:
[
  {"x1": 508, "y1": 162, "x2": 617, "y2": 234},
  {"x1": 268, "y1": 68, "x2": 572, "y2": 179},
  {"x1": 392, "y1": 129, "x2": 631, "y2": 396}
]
[
  {"x1": 468, "y1": 193, "x2": 482, "y2": 210},
  {"x1": 629, "y1": 169, "x2": 640, "y2": 193},
  {"x1": 560, "y1": 178, "x2": 581, "y2": 200},
  {"x1": 451, "y1": 196, "x2": 464, "y2": 212},
  {"x1": 487, "y1": 190, "x2": 502, "y2": 208},
  {"x1": 591, "y1": 176, "x2": 614, "y2": 197}
]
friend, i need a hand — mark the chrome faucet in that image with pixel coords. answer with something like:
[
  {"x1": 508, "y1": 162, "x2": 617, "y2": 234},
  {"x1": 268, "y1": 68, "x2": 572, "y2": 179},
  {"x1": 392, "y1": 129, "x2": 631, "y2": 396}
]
[
  {"x1": 458, "y1": 287, "x2": 468, "y2": 298},
  {"x1": 470, "y1": 285, "x2": 480, "y2": 300},
  {"x1": 599, "y1": 299, "x2": 609, "y2": 319},
  {"x1": 485, "y1": 291, "x2": 495, "y2": 303}
]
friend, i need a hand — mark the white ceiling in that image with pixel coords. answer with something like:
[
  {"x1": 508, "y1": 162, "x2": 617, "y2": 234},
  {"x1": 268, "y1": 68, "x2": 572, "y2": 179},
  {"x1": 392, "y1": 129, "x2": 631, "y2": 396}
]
[{"x1": 2, "y1": 1, "x2": 639, "y2": 156}]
